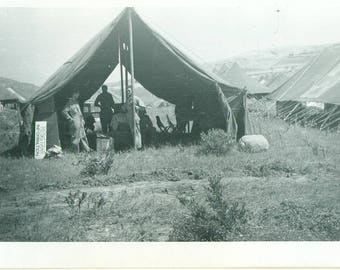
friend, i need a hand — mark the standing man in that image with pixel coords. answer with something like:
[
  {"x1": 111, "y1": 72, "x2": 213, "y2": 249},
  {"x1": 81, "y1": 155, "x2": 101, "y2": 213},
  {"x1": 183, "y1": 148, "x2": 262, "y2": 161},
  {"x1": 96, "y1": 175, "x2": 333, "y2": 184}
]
[
  {"x1": 94, "y1": 85, "x2": 115, "y2": 134},
  {"x1": 62, "y1": 91, "x2": 91, "y2": 153}
]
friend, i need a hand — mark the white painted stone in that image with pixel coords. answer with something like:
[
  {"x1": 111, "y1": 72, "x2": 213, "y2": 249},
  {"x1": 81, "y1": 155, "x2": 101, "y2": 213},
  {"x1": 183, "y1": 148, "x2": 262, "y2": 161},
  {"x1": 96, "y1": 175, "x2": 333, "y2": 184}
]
[{"x1": 239, "y1": 134, "x2": 269, "y2": 153}]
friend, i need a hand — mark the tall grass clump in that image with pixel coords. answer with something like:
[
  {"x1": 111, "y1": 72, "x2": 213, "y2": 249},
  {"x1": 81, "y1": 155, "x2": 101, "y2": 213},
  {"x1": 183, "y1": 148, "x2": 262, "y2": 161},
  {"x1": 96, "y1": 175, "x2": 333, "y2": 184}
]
[
  {"x1": 169, "y1": 175, "x2": 247, "y2": 241},
  {"x1": 81, "y1": 152, "x2": 114, "y2": 176},
  {"x1": 198, "y1": 129, "x2": 235, "y2": 156}
]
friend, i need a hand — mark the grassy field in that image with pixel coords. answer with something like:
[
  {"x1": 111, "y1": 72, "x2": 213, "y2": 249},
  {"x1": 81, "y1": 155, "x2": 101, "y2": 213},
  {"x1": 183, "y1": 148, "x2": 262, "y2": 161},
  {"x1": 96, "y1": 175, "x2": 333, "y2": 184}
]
[{"x1": 0, "y1": 102, "x2": 340, "y2": 241}]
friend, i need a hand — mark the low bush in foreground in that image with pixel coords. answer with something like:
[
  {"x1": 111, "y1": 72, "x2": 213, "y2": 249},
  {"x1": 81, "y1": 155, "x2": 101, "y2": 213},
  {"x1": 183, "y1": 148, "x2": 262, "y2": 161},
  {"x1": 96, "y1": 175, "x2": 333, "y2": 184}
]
[
  {"x1": 243, "y1": 160, "x2": 297, "y2": 178},
  {"x1": 81, "y1": 152, "x2": 114, "y2": 177},
  {"x1": 198, "y1": 129, "x2": 235, "y2": 156},
  {"x1": 169, "y1": 175, "x2": 247, "y2": 241}
]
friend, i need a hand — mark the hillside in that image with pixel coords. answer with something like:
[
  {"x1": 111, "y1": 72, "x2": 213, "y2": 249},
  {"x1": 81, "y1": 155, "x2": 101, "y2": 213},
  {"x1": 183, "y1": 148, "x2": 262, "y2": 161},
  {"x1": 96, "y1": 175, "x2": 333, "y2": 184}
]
[
  {"x1": 214, "y1": 43, "x2": 328, "y2": 72},
  {"x1": 0, "y1": 76, "x2": 38, "y2": 101},
  {"x1": 213, "y1": 43, "x2": 330, "y2": 90}
]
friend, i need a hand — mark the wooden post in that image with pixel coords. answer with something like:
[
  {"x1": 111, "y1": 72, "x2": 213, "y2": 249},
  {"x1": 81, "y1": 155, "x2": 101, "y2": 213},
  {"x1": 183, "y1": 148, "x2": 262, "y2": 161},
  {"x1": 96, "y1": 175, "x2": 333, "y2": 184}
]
[
  {"x1": 118, "y1": 35, "x2": 125, "y2": 103},
  {"x1": 128, "y1": 8, "x2": 137, "y2": 150}
]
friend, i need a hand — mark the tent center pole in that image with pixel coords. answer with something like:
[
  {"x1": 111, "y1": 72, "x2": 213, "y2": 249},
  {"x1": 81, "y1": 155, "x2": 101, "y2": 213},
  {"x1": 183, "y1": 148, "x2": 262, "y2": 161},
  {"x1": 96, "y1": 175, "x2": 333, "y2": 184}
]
[
  {"x1": 118, "y1": 34, "x2": 125, "y2": 103},
  {"x1": 125, "y1": 50, "x2": 129, "y2": 101},
  {"x1": 128, "y1": 8, "x2": 137, "y2": 150}
]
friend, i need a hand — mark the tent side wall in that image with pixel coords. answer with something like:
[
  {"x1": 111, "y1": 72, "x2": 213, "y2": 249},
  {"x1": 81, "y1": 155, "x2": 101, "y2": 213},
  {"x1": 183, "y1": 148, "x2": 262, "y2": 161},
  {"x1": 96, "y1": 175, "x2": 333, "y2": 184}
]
[
  {"x1": 276, "y1": 100, "x2": 302, "y2": 120},
  {"x1": 321, "y1": 103, "x2": 340, "y2": 130},
  {"x1": 31, "y1": 97, "x2": 60, "y2": 150},
  {"x1": 220, "y1": 85, "x2": 248, "y2": 139},
  {"x1": 276, "y1": 100, "x2": 340, "y2": 130},
  {"x1": 248, "y1": 92, "x2": 270, "y2": 99}
]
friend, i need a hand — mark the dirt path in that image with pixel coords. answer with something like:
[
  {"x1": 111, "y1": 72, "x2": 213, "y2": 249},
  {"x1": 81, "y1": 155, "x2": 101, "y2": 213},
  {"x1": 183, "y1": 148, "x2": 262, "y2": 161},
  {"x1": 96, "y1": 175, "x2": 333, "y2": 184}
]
[{"x1": 0, "y1": 177, "x2": 207, "y2": 211}]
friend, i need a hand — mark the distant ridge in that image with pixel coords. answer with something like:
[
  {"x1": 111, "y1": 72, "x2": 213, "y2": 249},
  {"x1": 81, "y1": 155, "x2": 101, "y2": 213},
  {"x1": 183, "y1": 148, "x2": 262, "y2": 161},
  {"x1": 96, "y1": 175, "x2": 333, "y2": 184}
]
[{"x1": 0, "y1": 76, "x2": 38, "y2": 101}]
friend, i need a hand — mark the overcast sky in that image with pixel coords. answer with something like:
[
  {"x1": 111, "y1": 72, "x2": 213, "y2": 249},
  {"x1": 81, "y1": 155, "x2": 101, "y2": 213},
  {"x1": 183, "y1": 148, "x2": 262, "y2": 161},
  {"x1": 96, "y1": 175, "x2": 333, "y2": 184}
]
[{"x1": 1, "y1": 0, "x2": 340, "y2": 85}]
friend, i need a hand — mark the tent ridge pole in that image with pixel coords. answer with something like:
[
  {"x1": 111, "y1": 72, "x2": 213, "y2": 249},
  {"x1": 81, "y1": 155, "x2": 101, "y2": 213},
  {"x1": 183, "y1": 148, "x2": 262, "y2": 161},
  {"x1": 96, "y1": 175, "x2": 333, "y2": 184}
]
[{"x1": 128, "y1": 8, "x2": 137, "y2": 150}]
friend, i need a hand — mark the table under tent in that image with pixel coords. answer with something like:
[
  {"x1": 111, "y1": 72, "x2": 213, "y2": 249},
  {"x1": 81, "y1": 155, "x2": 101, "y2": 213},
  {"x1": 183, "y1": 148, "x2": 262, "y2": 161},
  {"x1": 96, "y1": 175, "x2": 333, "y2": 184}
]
[{"x1": 23, "y1": 7, "x2": 248, "y2": 153}]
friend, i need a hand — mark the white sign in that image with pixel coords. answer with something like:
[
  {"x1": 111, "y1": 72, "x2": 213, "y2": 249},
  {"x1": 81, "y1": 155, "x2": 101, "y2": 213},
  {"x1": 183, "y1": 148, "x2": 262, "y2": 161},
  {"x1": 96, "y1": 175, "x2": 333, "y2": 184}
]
[{"x1": 34, "y1": 121, "x2": 47, "y2": 159}]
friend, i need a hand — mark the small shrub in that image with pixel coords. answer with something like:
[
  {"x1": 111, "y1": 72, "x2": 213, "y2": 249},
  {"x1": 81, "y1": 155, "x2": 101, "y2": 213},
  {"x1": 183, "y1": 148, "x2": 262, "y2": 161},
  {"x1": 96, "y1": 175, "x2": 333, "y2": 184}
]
[
  {"x1": 303, "y1": 136, "x2": 327, "y2": 157},
  {"x1": 81, "y1": 152, "x2": 114, "y2": 176},
  {"x1": 65, "y1": 190, "x2": 108, "y2": 220},
  {"x1": 244, "y1": 160, "x2": 296, "y2": 177},
  {"x1": 169, "y1": 175, "x2": 247, "y2": 241},
  {"x1": 65, "y1": 190, "x2": 87, "y2": 216},
  {"x1": 78, "y1": 192, "x2": 107, "y2": 216},
  {"x1": 198, "y1": 129, "x2": 235, "y2": 156}
]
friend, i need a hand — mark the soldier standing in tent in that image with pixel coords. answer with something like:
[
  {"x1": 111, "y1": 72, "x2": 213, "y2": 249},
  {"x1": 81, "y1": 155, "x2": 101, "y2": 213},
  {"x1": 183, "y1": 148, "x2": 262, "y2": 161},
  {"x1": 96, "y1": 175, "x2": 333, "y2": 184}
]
[
  {"x1": 94, "y1": 85, "x2": 115, "y2": 134},
  {"x1": 62, "y1": 91, "x2": 91, "y2": 153},
  {"x1": 175, "y1": 96, "x2": 193, "y2": 133}
]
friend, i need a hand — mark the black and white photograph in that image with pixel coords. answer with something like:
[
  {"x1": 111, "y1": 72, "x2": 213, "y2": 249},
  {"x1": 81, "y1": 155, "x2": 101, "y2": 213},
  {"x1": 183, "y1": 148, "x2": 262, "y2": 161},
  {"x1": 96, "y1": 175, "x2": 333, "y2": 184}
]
[{"x1": 0, "y1": 0, "x2": 340, "y2": 248}]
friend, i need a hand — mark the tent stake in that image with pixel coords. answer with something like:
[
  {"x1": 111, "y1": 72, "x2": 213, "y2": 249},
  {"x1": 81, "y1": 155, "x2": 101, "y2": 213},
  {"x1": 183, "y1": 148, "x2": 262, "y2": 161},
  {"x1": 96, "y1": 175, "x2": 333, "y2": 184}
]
[
  {"x1": 118, "y1": 35, "x2": 125, "y2": 103},
  {"x1": 128, "y1": 8, "x2": 137, "y2": 150}
]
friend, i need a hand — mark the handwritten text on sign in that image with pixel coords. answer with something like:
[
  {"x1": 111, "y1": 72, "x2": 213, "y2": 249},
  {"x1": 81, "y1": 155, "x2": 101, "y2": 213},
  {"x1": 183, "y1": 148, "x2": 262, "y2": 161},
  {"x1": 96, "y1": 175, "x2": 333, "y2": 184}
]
[{"x1": 34, "y1": 121, "x2": 47, "y2": 159}]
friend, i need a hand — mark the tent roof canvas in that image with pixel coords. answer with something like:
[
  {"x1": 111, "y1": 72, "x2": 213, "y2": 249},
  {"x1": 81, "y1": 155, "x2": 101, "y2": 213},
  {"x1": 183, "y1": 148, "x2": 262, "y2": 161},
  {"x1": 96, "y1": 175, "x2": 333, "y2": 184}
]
[
  {"x1": 28, "y1": 7, "x2": 244, "y2": 107},
  {"x1": 27, "y1": 7, "x2": 248, "y2": 145},
  {"x1": 270, "y1": 44, "x2": 340, "y2": 105},
  {"x1": 217, "y1": 62, "x2": 272, "y2": 94},
  {"x1": 265, "y1": 73, "x2": 290, "y2": 92}
]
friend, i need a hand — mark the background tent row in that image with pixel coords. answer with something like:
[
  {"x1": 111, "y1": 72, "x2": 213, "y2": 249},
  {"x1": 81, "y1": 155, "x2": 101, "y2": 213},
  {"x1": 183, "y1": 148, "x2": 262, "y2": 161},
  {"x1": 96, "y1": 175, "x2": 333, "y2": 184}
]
[
  {"x1": 25, "y1": 7, "x2": 248, "y2": 151},
  {"x1": 216, "y1": 62, "x2": 272, "y2": 98},
  {"x1": 269, "y1": 44, "x2": 340, "y2": 130}
]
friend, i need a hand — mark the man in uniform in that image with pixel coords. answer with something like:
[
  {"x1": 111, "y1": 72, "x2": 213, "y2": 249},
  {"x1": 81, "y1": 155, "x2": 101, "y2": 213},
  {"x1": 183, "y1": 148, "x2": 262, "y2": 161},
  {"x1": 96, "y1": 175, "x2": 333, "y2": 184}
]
[
  {"x1": 62, "y1": 91, "x2": 91, "y2": 153},
  {"x1": 94, "y1": 85, "x2": 115, "y2": 134}
]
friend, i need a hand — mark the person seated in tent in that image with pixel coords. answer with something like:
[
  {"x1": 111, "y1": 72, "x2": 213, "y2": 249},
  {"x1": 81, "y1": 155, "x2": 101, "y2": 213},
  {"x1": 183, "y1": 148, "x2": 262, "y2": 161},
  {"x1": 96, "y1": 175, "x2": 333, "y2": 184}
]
[
  {"x1": 175, "y1": 98, "x2": 193, "y2": 133},
  {"x1": 139, "y1": 110, "x2": 156, "y2": 146},
  {"x1": 110, "y1": 103, "x2": 142, "y2": 149},
  {"x1": 110, "y1": 104, "x2": 131, "y2": 149},
  {"x1": 62, "y1": 91, "x2": 91, "y2": 153},
  {"x1": 126, "y1": 86, "x2": 146, "y2": 116},
  {"x1": 135, "y1": 95, "x2": 146, "y2": 115},
  {"x1": 84, "y1": 112, "x2": 97, "y2": 151},
  {"x1": 94, "y1": 85, "x2": 115, "y2": 134},
  {"x1": 166, "y1": 115, "x2": 176, "y2": 132},
  {"x1": 156, "y1": 116, "x2": 167, "y2": 133}
]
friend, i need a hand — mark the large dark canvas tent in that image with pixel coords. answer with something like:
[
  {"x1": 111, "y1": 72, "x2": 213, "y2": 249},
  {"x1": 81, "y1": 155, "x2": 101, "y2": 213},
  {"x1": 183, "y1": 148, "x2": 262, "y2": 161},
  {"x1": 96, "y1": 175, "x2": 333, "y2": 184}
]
[
  {"x1": 217, "y1": 62, "x2": 271, "y2": 97},
  {"x1": 269, "y1": 44, "x2": 340, "y2": 129},
  {"x1": 265, "y1": 73, "x2": 290, "y2": 93},
  {"x1": 270, "y1": 44, "x2": 340, "y2": 104},
  {"x1": 27, "y1": 7, "x2": 248, "y2": 150}
]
